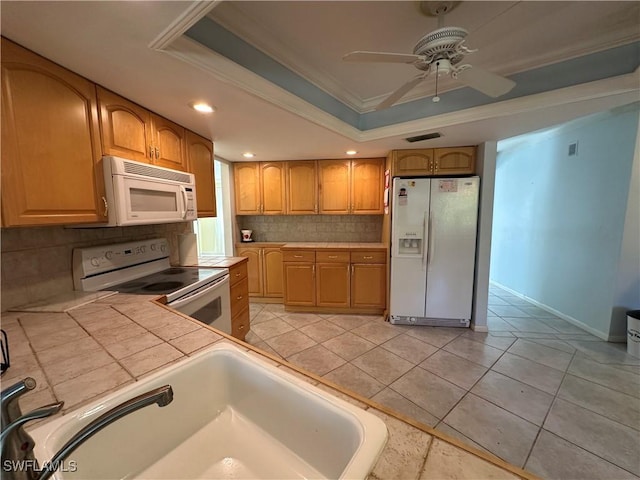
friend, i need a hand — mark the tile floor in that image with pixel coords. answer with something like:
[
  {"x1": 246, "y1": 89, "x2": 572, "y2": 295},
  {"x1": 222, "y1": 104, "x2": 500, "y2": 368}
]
[{"x1": 245, "y1": 285, "x2": 640, "y2": 480}]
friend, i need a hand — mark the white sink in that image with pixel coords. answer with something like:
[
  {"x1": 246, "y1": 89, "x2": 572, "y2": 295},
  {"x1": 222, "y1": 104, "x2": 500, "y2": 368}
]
[{"x1": 31, "y1": 342, "x2": 388, "y2": 479}]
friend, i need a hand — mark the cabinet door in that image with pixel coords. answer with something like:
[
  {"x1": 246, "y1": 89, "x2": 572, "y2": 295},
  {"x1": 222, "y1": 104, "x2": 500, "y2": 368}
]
[
  {"x1": 231, "y1": 305, "x2": 250, "y2": 341},
  {"x1": 283, "y1": 263, "x2": 315, "y2": 306},
  {"x1": 186, "y1": 131, "x2": 216, "y2": 217},
  {"x1": 1, "y1": 39, "x2": 106, "y2": 226},
  {"x1": 351, "y1": 264, "x2": 386, "y2": 309},
  {"x1": 318, "y1": 160, "x2": 350, "y2": 214},
  {"x1": 316, "y1": 263, "x2": 350, "y2": 308},
  {"x1": 261, "y1": 162, "x2": 286, "y2": 215},
  {"x1": 433, "y1": 147, "x2": 476, "y2": 175},
  {"x1": 150, "y1": 114, "x2": 188, "y2": 171},
  {"x1": 351, "y1": 158, "x2": 384, "y2": 214},
  {"x1": 97, "y1": 86, "x2": 152, "y2": 163},
  {"x1": 262, "y1": 248, "x2": 284, "y2": 297},
  {"x1": 286, "y1": 161, "x2": 317, "y2": 214},
  {"x1": 234, "y1": 162, "x2": 261, "y2": 215},
  {"x1": 392, "y1": 149, "x2": 434, "y2": 176},
  {"x1": 237, "y1": 247, "x2": 263, "y2": 296}
]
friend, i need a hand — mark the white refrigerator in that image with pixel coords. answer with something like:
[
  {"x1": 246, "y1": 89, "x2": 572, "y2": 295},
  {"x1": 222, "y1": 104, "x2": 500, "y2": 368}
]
[{"x1": 389, "y1": 176, "x2": 479, "y2": 327}]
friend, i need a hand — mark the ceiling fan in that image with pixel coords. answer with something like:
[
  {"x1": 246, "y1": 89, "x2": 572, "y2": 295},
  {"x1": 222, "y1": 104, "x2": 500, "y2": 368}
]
[{"x1": 342, "y1": 1, "x2": 516, "y2": 110}]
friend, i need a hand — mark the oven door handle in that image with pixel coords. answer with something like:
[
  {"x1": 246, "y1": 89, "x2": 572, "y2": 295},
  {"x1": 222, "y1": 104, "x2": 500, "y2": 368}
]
[{"x1": 167, "y1": 275, "x2": 229, "y2": 309}]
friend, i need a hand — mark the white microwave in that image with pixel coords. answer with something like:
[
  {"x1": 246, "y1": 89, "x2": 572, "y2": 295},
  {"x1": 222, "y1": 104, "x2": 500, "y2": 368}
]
[{"x1": 102, "y1": 156, "x2": 197, "y2": 226}]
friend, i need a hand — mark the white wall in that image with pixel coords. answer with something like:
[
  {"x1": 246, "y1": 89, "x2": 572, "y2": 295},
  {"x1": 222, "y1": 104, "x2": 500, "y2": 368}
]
[
  {"x1": 491, "y1": 104, "x2": 639, "y2": 340},
  {"x1": 472, "y1": 141, "x2": 497, "y2": 331},
  {"x1": 610, "y1": 113, "x2": 640, "y2": 338}
]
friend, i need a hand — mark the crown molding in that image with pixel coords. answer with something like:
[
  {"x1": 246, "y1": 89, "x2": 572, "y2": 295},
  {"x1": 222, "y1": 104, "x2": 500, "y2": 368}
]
[{"x1": 149, "y1": 0, "x2": 220, "y2": 50}]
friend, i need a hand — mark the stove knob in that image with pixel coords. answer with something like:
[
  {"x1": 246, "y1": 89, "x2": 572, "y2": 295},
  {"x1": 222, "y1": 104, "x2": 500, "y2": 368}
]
[
  {"x1": 140, "y1": 246, "x2": 147, "y2": 254},
  {"x1": 90, "y1": 257, "x2": 99, "y2": 267},
  {"x1": 150, "y1": 244, "x2": 156, "y2": 251},
  {"x1": 105, "y1": 251, "x2": 113, "y2": 260},
  {"x1": 160, "y1": 244, "x2": 167, "y2": 253}
]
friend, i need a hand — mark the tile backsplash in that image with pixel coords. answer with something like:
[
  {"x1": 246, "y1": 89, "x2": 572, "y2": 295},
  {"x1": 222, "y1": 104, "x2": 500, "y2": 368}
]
[
  {"x1": 236, "y1": 215, "x2": 383, "y2": 243},
  {"x1": 1, "y1": 223, "x2": 192, "y2": 312}
]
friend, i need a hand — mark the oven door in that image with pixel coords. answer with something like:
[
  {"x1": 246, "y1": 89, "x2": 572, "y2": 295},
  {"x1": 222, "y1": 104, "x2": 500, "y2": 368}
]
[
  {"x1": 112, "y1": 175, "x2": 196, "y2": 226},
  {"x1": 167, "y1": 275, "x2": 231, "y2": 335}
]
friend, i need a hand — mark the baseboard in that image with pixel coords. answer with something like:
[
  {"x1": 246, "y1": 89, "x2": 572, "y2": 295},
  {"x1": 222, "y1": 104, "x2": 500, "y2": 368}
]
[
  {"x1": 471, "y1": 324, "x2": 489, "y2": 333},
  {"x1": 489, "y1": 280, "x2": 614, "y2": 342}
]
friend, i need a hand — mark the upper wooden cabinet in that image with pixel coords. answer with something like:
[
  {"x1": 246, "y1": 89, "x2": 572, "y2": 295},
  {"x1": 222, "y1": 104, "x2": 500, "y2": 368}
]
[
  {"x1": 97, "y1": 86, "x2": 151, "y2": 163},
  {"x1": 186, "y1": 131, "x2": 216, "y2": 217},
  {"x1": 318, "y1": 158, "x2": 384, "y2": 214},
  {"x1": 149, "y1": 114, "x2": 188, "y2": 171},
  {"x1": 390, "y1": 147, "x2": 476, "y2": 177},
  {"x1": 1, "y1": 38, "x2": 107, "y2": 226},
  {"x1": 286, "y1": 161, "x2": 318, "y2": 214},
  {"x1": 233, "y1": 162, "x2": 286, "y2": 215},
  {"x1": 98, "y1": 87, "x2": 188, "y2": 171},
  {"x1": 433, "y1": 147, "x2": 476, "y2": 175}
]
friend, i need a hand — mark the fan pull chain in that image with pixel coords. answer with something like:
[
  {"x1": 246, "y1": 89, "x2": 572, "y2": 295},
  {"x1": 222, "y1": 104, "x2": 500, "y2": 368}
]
[{"x1": 433, "y1": 61, "x2": 441, "y2": 102}]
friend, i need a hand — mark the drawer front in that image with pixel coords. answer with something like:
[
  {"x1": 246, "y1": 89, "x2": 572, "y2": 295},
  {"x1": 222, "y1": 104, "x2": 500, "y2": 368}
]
[
  {"x1": 229, "y1": 262, "x2": 248, "y2": 287},
  {"x1": 282, "y1": 250, "x2": 315, "y2": 262},
  {"x1": 231, "y1": 305, "x2": 250, "y2": 341},
  {"x1": 350, "y1": 251, "x2": 387, "y2": 263},
  {"x1": 230, "y1": 278, "x2": 249, "y2": 314},
  {"x1": 315, "y1": 251, "x2": 350, "y2": 263}
]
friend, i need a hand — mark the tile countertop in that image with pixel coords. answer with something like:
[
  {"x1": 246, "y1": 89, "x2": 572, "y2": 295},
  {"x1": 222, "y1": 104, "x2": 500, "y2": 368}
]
[{"x1": 0, "y1": 295, "x2": 537, "y2": 480}]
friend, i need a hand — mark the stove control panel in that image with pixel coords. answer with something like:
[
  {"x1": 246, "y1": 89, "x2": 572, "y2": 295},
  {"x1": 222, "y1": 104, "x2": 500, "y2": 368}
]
[{"x1": 73, "y1": 238, "x2": 170, "y2": 280}]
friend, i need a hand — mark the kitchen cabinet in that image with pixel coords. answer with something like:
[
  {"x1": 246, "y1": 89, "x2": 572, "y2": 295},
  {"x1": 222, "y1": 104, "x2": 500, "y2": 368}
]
[
  {"x1": 229, "y1": 260, "x2": 250, "y2": 341},
  {"x1": 98, "y1": 87, "x2": 188, "y2": 171},
  {"x1": 315, "y1": 251, "x2": 350, "y2": 308},
  {"x1": 318, "y1": 158, "x2": 384, "y2": 215},
  {"x1": 282, "y1": 250, "x2": 316, "y2": 306},
  {"x1": 286, "y1": 161, "x2": 318, "y2": 214},
  {"x1": 234, "y1": 162, "x2": 286, "y2": 215},
  {"x1": 1, "y1": 38, "x2": 107, "y2": 227},
  {"x1": 283, "y1": 247, "x2": 386, "y2": 313},
  {"x1": 389, "y1": 147, "x2": 476, "y2": 176},
  {"x1": 186, "y1": 130, "x2": 216, "y2": 217},
  {"x1": 236, "y1": 245, "x2": 283, "y2": 298},
  {"x1": 350, "y1": 251, "x2": 387, "y2": 309}
]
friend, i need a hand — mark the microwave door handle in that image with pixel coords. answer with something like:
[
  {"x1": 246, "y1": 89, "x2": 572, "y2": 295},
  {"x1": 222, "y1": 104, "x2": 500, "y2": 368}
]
[
  {"x1": 180, "y1": 186, "x2": 188, "y2": 219},
  {"x1": 168, "y1": 276, "x2": 229, "y2": 309}
]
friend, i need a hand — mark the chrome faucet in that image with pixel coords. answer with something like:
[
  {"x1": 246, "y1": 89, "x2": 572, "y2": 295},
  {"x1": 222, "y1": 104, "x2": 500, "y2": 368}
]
[
  {"x1": 1, "y1": 377, "x2": 63, "y2": 480},
  {"x1": 37, "y1": 384, "x2": 173, "y2": 480}
]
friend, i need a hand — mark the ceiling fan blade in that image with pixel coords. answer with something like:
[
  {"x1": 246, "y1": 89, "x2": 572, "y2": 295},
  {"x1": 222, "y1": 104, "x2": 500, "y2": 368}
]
[
  {"x1": 376, "y1": 74, "x2": 427, "y2": 110},
  {"x1": 343, "y1": 51, "x2": 422, "y2": 64},
  {"x1": 456, "y1": 66, "x2": 516, "y2": 98}
]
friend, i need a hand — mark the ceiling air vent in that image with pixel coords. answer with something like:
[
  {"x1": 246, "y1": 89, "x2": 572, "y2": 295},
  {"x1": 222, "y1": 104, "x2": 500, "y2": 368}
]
[{"x1": 405, "y1": 132, "x2": 442, "y2": 143}]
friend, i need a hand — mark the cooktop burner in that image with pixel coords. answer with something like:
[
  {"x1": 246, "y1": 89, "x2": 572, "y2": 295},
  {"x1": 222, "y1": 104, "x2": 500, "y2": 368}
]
[{"x1": 105, "y1": 266, "x2": 227, "y2": 298}]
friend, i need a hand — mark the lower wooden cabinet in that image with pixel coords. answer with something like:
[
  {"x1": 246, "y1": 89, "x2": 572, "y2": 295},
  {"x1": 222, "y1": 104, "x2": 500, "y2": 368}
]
[
  {"x1": 236, "y1": 245, "x2": 283, "y2": 299},
  {"x1": 283, "y1": 248, "x2": 387, "y2": 313},
  {"x1": 228, "y1": 260, "x2": 250, "y2": 341}
]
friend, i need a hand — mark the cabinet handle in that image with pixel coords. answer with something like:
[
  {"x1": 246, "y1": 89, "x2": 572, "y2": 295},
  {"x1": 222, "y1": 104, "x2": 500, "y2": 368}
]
[
  {"x1": 328, "y1": 255, "x2": 338, "y2": 259},
  {"x1": 293, "y1": 255, "x2": 303, "y2": 258},
  {"x1": 239, "y1": 324, "x2": 245, "y2": 330},
  {"x1": 155, "y1": 147, "x2": 160, "y2": 159},
  {"x1": 363, "y1": 256, "x2": 373, "y2": 260},
  {"x1": 314, "y1": 203, "x2": 318, "y2": 214},
  {"x1": 149, "y1": 146, "x2": 155, "y2": 159},
  {"x1": 236, "y1": 295, "x2": 243, "y2": 300},
  {"x1": 312, "y1": 265, "x2": 315, "y2": 275},
  {"x1": 101, "y1": 196, "x2": 108, "y2": 217},
  {"x1": 434, "y1": 161, "x2": 439, "y2": 172},
  {"x1": 234, "y1": 272, "x2": 241, "y2": 277},
  {"x1": 351, "y1": 265, "x2": 354, "y2": 275}
]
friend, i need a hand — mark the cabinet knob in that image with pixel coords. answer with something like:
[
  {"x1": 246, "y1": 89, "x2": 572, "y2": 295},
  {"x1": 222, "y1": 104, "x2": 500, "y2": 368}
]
[
  {"x1": 239, "y1": 324, "x2": 245, "y2": 330},
  {"x1": 235, "y1": 272, "x2": 241, "y2": 277},
  {"x1": 236, "y1": 295, "x2": 243, "y2": 300}
]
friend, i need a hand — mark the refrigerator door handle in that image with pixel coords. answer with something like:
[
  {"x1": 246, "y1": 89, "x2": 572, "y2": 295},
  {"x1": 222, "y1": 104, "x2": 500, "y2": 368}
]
[
  {"x1": 429, "y1": 212, "x2": 435, "y2": 265},
  {"x1": 423, "y1": 212, "x2": 429, "y2": 270}
]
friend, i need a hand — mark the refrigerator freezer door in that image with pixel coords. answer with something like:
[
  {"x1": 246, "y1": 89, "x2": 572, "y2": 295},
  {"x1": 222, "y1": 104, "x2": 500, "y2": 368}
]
[
  {"x1": 390, "y1": 177, "x2": 430, "y2": 317},
  {"x1": 424, "y1": 177, "x2": 479, "y2": 320}
]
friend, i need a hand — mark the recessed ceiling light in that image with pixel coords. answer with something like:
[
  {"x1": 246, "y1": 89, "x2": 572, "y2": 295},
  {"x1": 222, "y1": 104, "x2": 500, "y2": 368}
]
[
  {"x1": 242, "y1": 152, "x2": 255, "y2": 158},
  {"x1": 346, "y1": 150, "x2": 357, "y2": 155},
  {"x1": 191, "y1": 102, "x2": 215, "y2": 113}
]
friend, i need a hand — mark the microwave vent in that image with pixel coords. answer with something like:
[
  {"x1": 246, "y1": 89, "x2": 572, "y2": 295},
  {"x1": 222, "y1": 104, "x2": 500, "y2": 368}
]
[{"x1": 123, "y1": 161, "x2": 191, "y2": 183}]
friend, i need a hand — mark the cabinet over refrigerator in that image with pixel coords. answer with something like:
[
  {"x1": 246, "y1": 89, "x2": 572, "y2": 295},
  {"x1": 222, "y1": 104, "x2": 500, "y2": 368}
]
[{"x1": 389, "y1": 176, "x2": 479, "y2": 327}]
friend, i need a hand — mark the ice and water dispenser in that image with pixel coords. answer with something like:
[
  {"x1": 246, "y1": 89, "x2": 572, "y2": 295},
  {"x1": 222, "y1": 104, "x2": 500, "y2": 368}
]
[{"x1": 397, "y1": 231, "x2": 423, "y2": 255}]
